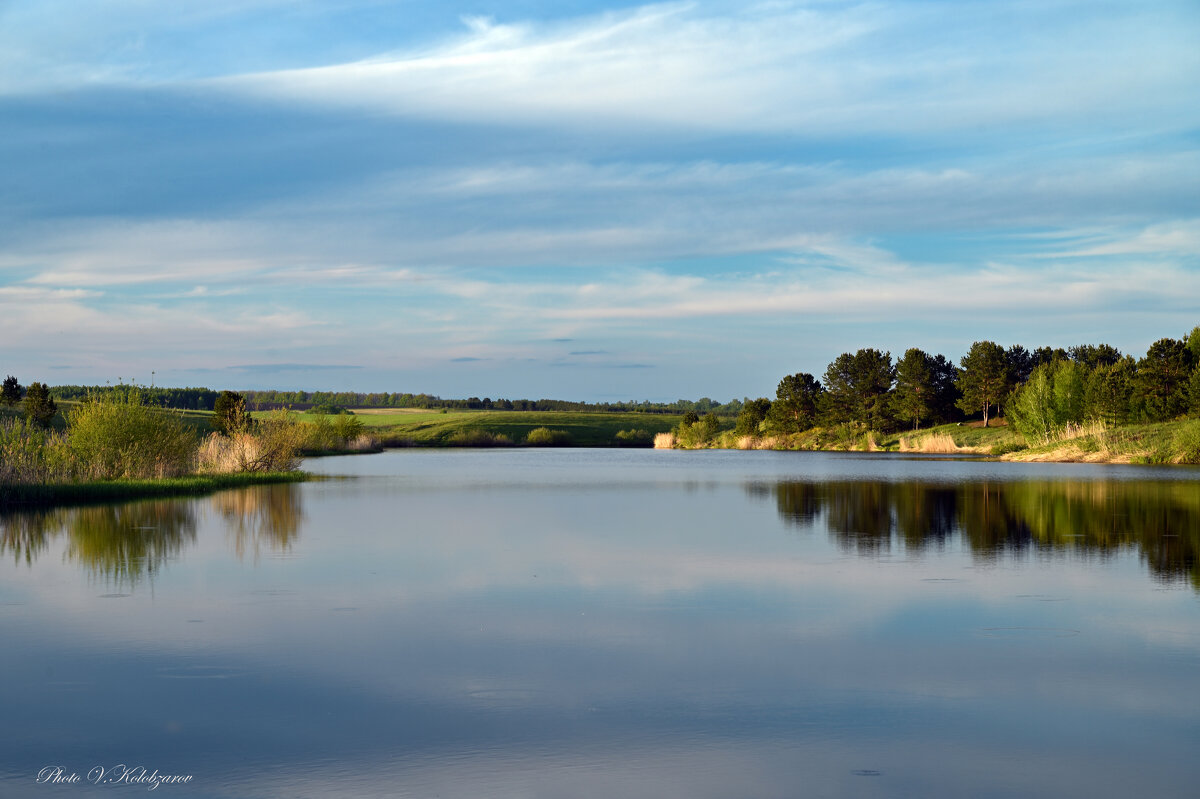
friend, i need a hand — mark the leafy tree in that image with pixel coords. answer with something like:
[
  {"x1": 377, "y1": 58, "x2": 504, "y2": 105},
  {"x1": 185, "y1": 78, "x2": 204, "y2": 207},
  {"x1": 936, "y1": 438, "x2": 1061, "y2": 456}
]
[
  {"x1": 768, "y1": 373, "x2": 822, "y2": 433},
  {"x1": 23, "y1": 382, "x2": 57, "y2": 428},
  {"x1": 1006, "y1": 359, "x2": 1088, "y2": 443},
  {"x1": 1, "y1": 375, "x2": 21, "y2": 407},
  {"x1": 212, "y1": 390, "x2": 251, "y2": 435},
  {"x1": 821, "y1": 349, "x2": 895, "y2": 430},
  {"x1": 735, "y1": 398, "x2": 772, "y2": 436},
  {"x1": 957, "y1": 341, "x2": 1008, "y2": 427},
  {"x1": 1137, "y1": 338, "x2": 1192, "y2": 421},
  {"x1": 892, "y1": 348, "x2": 936, "y2": 431}
]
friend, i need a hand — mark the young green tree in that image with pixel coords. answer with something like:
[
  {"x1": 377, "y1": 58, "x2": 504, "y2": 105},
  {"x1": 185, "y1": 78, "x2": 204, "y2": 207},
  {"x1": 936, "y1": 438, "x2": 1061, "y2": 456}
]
[
  {"x1": 1186, "y1": 326, "x2": 1200, "y2": 365},
  {"x1": 212, "y1": 390, "x2": 252, "y2": 435},
  {"x1": 23, "y1": 382, "x2": 57, "y2": 428},
  {"x1": 768, "y1": 372, "x2": 822, "y2": 433},
  {"x1": 1008, "y1": 360, "x2": 1089, "y2": 444},
  {"x1": 1, "y1": 375, "x2": 21, "y2": 407},
  {"x1": 892, "y1": 348, "x2": 935, "y2": 431},
  {"x1": 957, "y1": 341, "x2": 1008, "y2": 427},
  {"x1": 1084, "y1": 357, "x2": 1137, "y2": 425},
  {"x1": 735, "y1": 398, "x2": 772, "y2": 436}
]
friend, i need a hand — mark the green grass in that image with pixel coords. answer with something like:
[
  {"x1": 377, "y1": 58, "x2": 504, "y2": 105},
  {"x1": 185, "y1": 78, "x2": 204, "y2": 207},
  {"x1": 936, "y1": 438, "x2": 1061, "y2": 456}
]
[
  {"x1": 0, "y1": 471, "x2": 309, "y2": 508},
  {"x1": 315, "y1": 409, "x2": 682, "y2": 447},
  {"x1": 883, "y1": 420, "x2": 1026, "y2": 455},
  {"x1": 1010, "y1": 418, "x2": 1200, "y2": 464}
]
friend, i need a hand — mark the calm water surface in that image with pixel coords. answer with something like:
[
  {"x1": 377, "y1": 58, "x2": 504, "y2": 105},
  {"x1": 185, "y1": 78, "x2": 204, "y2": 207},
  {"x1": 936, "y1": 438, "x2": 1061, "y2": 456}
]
[{"x1": 2, "y1": 449, "x2": 1198, "y2": 798}]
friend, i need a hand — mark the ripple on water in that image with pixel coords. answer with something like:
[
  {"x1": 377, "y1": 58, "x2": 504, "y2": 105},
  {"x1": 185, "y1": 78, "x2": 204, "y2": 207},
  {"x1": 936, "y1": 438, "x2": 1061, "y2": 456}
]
[
  {"x1": 978, "y1": 627, "x2": 1080, "y2": 639},
  {"x1": 156, "y1": 666, "x2": 249, "y2": 680}
]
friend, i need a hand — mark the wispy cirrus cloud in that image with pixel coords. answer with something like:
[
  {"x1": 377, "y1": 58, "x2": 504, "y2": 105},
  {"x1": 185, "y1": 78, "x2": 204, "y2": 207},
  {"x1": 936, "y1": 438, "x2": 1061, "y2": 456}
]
[{"x1": 220, "y1": 1, "x2": 1200, "y2": 136}]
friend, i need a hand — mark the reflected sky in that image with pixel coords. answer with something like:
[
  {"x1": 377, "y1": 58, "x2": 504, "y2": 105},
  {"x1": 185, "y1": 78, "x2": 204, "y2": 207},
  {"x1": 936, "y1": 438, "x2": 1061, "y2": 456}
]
[{"x1": 2, "y1": 450, "x2": 1198, "y2": 798}]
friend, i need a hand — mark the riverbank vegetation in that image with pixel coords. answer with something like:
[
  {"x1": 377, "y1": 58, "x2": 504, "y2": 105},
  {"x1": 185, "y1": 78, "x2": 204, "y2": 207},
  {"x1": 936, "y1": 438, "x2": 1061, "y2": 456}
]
[
  {"x1": 0, "y1": 386, "x2": 336, "y2": 506},
  {"x1": 661, "y1": 327, "x2": 1200, "y2": 464}
]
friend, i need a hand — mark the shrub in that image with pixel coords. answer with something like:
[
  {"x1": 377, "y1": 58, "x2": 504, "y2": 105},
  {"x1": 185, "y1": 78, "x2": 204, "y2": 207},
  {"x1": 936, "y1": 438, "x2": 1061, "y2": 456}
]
[
  {"x1": 445, "y1": 430, "x2": 512, "y2": 447},
  {"x1": 252, "y1": 410, "x2": 308, "y2": 470},
  {"x1": 614, "y1": 428, "x2": 653, "y2": 447},
  {"x1": 67, "y1": 387, "x2": 197, "y2": 479},
  {"x1": 524, "y1": 427, "x2": 573, "y2": 446}
]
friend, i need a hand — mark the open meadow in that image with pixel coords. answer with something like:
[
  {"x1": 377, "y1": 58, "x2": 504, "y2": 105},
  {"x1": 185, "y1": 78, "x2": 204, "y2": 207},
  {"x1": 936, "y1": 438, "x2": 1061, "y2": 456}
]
[{"x1": 254, "y1": 408, "x2": 682, "y2": 447}]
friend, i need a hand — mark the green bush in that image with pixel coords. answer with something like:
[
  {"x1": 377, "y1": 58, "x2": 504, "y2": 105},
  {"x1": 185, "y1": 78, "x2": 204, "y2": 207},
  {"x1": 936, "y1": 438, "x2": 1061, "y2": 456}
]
[
  {"x1": 67, "y1": 387, "x2": 197, "y2": 479},
  {"x1": 525, "y1": 427, "x2": 573, "y2": 446},
  {"x1": 614, "y1": 428, "x2": 653, "y2": 447},
  {"x1": 445, "y1": 430, "x2": 512, "y2": 447}
]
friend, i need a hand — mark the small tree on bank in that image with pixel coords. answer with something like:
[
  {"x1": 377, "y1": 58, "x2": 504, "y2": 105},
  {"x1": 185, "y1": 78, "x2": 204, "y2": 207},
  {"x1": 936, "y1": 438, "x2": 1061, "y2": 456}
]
[
  {"x1": 957, "y1": 341, "x2": 1008, "y2": 427},
  {"x1": 23, "y1": 382, "x2": 57, "y2": 428},
  {"x1": 1, "y1": 375, "x2": 22, "y2": 407},
  {"x1": 892, "y1": 349, "x2": 935, "y2": 431},
  {"x1": 212, "y1": 390, "x2": 252, "y2": 435}
]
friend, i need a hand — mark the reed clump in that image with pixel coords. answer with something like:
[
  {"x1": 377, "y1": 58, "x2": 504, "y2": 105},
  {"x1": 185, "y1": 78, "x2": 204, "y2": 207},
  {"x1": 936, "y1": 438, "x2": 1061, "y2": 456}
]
[{"x1": 899, "y1": 432, "x2": 962, "y2": 453}]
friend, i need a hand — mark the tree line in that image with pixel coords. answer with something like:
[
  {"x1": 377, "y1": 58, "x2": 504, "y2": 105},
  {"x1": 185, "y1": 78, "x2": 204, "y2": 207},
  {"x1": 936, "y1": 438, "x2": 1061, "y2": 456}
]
[{"x1": 729, "y1": 329, "x2": 1200, "y2": 439}]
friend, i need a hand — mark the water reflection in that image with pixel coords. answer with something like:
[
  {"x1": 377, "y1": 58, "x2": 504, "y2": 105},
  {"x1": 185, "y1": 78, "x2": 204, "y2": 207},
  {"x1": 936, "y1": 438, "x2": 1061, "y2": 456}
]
[
  {"x1": 0, "y1": 483, "x2": 304, "y2": 585},
  {"x1": 764, "y1": 479, "x2": 1200, "y2": 588},
  {"x1": 214, "y1": 484, "x2": 304, "y2": 561}
]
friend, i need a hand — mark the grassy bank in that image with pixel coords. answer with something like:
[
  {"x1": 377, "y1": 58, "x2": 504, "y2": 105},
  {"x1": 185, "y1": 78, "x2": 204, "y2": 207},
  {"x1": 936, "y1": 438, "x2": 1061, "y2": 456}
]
[
  {"x1": 0, "y1": 471, "x2": 309, "y2": 508},
  {"x1": 303, "y1": 409, "x2": 682, "y2": 447},
  {"x1": 665, "y1": 417, "x2": 1200, "y2": 465}
]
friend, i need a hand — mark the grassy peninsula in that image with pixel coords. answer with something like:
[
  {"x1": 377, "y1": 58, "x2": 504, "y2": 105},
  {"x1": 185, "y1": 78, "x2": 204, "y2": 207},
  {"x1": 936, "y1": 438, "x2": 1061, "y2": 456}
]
[{"x1": 0, "y1": 387, "x2": 318, "y2": 507}]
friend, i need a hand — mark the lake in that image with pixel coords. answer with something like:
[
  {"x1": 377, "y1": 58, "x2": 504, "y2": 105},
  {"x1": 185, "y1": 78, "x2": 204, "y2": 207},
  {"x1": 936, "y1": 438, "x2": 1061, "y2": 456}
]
[{"x1": 2, "y1": 449, "x2": 1198, "y2": 798}]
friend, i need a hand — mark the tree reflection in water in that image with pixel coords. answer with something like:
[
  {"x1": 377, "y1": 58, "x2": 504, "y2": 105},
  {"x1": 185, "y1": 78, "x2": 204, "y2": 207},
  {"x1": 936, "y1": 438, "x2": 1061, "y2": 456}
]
[
  {"x1": 765, "y1": 479, "x2": 1200, "y2": 589},
  {"x1": 212, "y1": 484, "x2": 303, "y2": 561},
  {"x1": 0, "y1": 483, "x2": 304, "y2": 586}
]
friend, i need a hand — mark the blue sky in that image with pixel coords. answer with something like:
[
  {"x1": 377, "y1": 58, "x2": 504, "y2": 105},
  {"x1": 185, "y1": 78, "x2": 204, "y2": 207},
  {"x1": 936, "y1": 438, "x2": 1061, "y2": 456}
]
[{"x1": 1, "y1": 0, "x2": 1198, "y2": 401}]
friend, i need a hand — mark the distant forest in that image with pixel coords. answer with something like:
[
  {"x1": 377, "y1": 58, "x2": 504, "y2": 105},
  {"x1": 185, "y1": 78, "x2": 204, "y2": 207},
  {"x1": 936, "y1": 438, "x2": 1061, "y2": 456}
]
[
  {"x1": 42, "y1": 385, "x2": 741, "y2": 416},
  {"x1": 28, "y1": 327, "x2": 1200, "y2": 433}
]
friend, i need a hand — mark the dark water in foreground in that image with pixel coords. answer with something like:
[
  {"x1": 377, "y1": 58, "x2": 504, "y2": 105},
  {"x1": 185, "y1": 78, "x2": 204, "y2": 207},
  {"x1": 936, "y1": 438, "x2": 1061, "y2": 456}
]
[{"x1": 1, "y1": 449, "x2": 1198, "y2": 798}]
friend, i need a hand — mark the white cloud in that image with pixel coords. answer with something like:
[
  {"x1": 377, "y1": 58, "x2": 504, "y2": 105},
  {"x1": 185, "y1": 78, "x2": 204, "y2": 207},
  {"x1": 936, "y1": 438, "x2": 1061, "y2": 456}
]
[
  {"x1": 1051, "y1": 219, "x2": 1200, "y2": 258},
  {"x1": 214, "y1": 1, "x2": 1200, "y2": 135}
]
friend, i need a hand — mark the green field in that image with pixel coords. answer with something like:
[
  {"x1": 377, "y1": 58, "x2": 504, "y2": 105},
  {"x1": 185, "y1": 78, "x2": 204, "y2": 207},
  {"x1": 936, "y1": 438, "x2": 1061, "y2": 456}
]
[{"x1": 333, "y1": 409, "x2": 681, "y2": 447}]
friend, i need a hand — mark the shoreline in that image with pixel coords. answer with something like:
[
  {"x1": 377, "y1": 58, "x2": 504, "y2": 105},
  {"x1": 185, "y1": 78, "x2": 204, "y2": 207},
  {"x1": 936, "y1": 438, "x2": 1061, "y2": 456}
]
[{"x1": 0, "y1": 471, "x2": 310, "y2": 510}]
